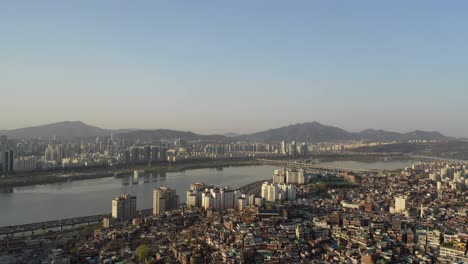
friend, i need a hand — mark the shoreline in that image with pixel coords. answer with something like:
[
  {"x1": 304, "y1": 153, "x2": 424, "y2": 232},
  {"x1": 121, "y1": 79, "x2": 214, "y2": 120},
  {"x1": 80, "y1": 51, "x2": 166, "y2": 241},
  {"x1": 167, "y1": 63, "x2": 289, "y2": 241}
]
[
  {"x1": 0, "y1": 159, "x2": 263, "y2": 189},
  {"x1": 0, "y1": 154, "x2": 411, "y2": 189},
  {"x1": 0, "y1": 179, "x2": 269, "y2": 231}
]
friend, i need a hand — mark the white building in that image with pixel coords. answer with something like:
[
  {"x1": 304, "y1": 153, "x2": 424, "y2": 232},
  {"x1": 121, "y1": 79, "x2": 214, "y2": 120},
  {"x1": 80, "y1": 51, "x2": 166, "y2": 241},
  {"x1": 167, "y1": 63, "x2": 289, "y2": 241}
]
[
  {"x1": 153, "y1": 187, "x2": 178, "y2": 215},
  {"x1": 112, "y1": 194, "x2": 137, "y2": 222},
  {"x1": 199, "y1": 186, "x2": 239, "y2": 211},
  {"x1": 261, "y1": 182, "x2": 296, "y2": 202},
  {"x1": 395, "y1": 196, "x2": 407, "y2": 213}
]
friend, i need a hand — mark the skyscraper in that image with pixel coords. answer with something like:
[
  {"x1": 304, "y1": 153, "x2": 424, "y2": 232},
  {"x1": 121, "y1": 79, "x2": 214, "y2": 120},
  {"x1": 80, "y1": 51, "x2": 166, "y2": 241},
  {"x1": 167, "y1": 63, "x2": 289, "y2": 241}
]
[
  {"x1": 281, "y1": 141, "x2": 287, "y2": 155},
  {"x1": 8, "y1": 150, "x2": 14, "y2": 174},
  {"x1": 2, "y1": 150, "x2": 14, "y2": 175},
  {"x1": 153, "y1": 187, "x2": 178, "y2": 215},
  {"x1": 111, "y1": 194, "x2": 137, "y2": 222},
  {"x1": 150, "y1": 146, "x2": 160, "y2": 162},
  {"x1": 289, "y1": 141, "x2": 297, "y2": 157}
]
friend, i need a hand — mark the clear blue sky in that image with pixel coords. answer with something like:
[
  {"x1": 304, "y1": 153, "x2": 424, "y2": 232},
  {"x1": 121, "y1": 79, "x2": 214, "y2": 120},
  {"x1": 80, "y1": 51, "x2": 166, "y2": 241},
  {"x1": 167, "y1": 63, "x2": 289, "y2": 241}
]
[{"x1": 1, "y1": 1, "x2": 467, "y2": 137}]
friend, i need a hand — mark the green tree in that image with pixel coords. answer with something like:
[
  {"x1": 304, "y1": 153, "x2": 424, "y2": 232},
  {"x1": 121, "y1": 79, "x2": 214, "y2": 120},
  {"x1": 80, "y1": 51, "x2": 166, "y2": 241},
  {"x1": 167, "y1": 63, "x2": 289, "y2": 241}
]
[{"x1": 136, "y1": 244, "x2": 151, "y2": 261}]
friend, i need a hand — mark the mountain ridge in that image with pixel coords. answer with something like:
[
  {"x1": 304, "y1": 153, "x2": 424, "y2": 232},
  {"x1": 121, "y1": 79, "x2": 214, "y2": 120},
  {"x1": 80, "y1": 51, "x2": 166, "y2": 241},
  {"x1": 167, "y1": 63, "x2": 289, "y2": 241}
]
[{"x1": 0, "y1": 121, "x2": 452, "y2": 142}]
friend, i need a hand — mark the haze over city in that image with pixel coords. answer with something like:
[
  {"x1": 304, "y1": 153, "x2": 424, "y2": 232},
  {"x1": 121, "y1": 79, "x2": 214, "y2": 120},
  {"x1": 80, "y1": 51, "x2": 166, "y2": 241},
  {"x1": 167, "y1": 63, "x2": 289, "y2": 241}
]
[
  {"x1": 1, "y1": 1, "x2": 468, "y2": 137},
  {"x1": 2, "y1": 2, "x2": 468, "y2": 264}
]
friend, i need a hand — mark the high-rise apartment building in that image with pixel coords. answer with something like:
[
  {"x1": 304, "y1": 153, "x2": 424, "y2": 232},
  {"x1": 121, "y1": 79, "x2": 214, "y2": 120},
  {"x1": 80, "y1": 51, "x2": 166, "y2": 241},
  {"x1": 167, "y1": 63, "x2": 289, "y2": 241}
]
[
  {"x1": 261, "y1": 182, "x2": 296, "y2": 202},
  {"x1": 153, "y1": 187, "x2": 178, "y2": 215},
  {"x1": 395, "y1": 196, "x2": 407, "y2": 213},
  {"x1": 112, "y1": 194, "x2": 137, "y2": 222}
]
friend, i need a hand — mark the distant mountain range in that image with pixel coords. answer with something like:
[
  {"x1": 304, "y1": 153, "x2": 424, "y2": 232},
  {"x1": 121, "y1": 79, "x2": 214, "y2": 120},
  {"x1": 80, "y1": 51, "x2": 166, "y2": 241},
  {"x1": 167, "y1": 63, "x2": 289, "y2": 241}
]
[
  {"x1": 0, "y1": 121, "x2": 452, "y2": 143},
  {"x1": 236, "y1": 122, "x2": 449, "y2": 143}
]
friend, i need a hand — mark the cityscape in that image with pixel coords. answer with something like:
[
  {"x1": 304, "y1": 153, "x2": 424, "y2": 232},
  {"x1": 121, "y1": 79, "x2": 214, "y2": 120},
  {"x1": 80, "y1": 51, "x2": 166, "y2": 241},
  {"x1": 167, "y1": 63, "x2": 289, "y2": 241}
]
[{"x1": 1, "y1": 1, "x2": 468, "y2": 264}]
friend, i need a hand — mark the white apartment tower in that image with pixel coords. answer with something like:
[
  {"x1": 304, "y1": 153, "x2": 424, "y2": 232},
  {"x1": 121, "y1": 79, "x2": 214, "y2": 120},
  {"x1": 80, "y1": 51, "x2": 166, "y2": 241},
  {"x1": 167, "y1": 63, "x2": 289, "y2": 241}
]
[
  {"x1": 112, "y1": 194, "x2": 137, "y2": 222},
  {"x1": 395, "y1": 196, "x2": 408, "y2": 213},
  {"x1": 153, "y1": 187, "x2": 178, "y2": 215}
]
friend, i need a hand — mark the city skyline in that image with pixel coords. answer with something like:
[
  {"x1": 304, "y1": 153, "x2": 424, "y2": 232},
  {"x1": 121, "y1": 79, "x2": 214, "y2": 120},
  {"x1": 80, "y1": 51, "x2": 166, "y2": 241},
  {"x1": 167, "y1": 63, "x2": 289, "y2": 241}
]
[{"x1": 2, "y1": 1, "x2": 468, "y2": 137}]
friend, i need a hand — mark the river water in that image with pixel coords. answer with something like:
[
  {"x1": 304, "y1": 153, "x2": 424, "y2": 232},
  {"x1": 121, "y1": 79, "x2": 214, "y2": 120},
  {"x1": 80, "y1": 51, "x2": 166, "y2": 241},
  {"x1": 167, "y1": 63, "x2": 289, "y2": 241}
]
[{"x1": 0, "y1": 160, "x2": 412, "y2": 227}]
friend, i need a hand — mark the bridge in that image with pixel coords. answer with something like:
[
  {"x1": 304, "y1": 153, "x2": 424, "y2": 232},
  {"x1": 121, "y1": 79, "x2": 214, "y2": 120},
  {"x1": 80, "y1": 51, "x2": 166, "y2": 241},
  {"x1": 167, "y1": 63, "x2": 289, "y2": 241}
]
[
  {"x1": 0, "y1": 209, "x2": 154, "y2": 238},
  {"x1": 257, "y1": 159, "x2": 380, "y2": 174},
  {"x1": 406, "y1": 154, "x2": 468, "y2": 164}
]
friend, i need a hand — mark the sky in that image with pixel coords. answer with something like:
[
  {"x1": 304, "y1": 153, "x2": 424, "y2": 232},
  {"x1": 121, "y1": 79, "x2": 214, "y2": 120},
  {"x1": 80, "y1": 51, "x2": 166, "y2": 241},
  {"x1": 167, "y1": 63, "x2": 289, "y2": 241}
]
[{"x1": 1, "y1": 1, "x2": 467, "y2": 137}]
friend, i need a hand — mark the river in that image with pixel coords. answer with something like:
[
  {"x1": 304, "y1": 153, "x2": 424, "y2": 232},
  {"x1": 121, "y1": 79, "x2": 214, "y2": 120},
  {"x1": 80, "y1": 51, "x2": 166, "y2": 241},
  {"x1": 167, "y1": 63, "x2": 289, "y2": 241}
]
[{"x1": 0, "y1": 160, "x2": 412, "y2": 227}]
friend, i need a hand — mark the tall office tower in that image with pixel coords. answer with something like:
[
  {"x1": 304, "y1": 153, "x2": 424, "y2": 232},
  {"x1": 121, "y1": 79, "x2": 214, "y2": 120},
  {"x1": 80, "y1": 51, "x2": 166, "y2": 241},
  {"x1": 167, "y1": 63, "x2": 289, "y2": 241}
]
[
  {"x1": 395, "y1": 196, "x2": 407, "y2": 213},
  {"x1": 8, "y1": 150, "x2": 14, "y2": 174},
  {"x1": 153, "y1": 187, "x2": 178, "y2": 215},
  {"x1": 2, "y1": 150, "x2": 14, "y2": 175},
  {"x1": 175, "y1": 138, "x2": 187, "y2": 149},
  {"x1": 289, "y1": 141, "x2": 297, "y2": 157},
  {"x1": 143, "y1": 145, "x2": 151, "y2": 164},
  {"x1": 301, "y1": 142, "x2": 308, "y2": 157},
  {"x1": 150, "y1": 146, "x2": 160, "y2": 162},
  {"x1": 281, "y1": 141, "x2": 287, "y2": 155},
  {"x1": 111, "y1": 194, "x2": 137, "y2": 222}
]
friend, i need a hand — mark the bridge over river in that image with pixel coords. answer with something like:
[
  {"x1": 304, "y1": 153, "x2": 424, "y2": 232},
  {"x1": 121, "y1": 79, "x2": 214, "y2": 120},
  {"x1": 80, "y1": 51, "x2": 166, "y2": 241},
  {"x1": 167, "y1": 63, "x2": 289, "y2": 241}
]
[{"x1": 258, "y1": 159, "x2": 380, "y2": 174}]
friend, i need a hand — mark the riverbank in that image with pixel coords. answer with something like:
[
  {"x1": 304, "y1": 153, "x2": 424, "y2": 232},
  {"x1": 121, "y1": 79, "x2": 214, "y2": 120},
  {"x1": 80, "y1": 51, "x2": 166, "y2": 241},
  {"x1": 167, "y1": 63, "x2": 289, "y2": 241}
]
[{"x1": 0, "y1": 159, "x2": 262, "y2": 188}]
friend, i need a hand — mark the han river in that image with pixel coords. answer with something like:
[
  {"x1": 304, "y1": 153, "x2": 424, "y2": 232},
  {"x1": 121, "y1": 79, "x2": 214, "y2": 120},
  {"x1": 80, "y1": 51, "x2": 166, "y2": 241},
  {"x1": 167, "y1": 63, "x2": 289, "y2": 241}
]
[{"x1": 0, "y1": 160, "x2": 412, "y2": 227}]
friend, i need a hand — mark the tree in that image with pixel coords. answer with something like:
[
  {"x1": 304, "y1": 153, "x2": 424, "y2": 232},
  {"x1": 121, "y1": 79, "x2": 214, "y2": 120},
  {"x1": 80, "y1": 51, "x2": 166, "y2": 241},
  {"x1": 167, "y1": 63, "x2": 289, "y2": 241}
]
[{"x1": 136, "y1": 244, "x2": 151, "y2": 261}]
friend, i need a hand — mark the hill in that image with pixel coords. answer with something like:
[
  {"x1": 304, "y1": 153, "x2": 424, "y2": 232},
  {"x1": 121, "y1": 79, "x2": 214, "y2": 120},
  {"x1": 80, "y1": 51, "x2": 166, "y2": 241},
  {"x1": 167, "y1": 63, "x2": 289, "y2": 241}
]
[
  {"x1": 236, "y1": 122, "x2": 450, "y2": 143},
  {"x1": 0, "y1": 120, "x2": 451, "y2": 143},
  {"x1": 353, "y1": 141, "x2": 468, "y2": 160},
  {"x1": 0, "y1": 121, "x2": 112, "y2": 140},
  {"x1": 113, "y1": 129, "x2": 227, "y2": 142},
  {"x1": 237, "y1": 122, "x2": 355, "y2": 143},
  {"x1": 355, "y1": 129, "x2": 448, "y2": 142}
]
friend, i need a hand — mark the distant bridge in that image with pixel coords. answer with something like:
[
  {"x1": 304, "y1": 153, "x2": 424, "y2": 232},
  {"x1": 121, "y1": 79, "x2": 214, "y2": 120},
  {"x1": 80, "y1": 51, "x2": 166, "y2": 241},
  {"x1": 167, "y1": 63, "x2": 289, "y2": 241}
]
[
  {"x1": 407, "y1": 154, "x2": 468, "y2": 164},
  {"x1": 0, "y1": 209, "x2": 154, "y2": 238},
  {"x1": 257, "y1": 159, "x2": 380, "y2": 174}
]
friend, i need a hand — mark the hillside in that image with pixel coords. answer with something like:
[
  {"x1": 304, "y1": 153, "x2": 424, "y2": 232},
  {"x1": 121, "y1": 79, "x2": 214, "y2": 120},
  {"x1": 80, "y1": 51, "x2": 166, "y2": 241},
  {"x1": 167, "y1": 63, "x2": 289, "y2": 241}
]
[
  {"x1": 0, "y1": 121, "x2": 111, "y2": 140},
  {"x1": 114, "y1": 129, "x2": 227, "y2": 142},
  {"x1": 0, "y1": 120, "x2": 452, "y2": 143},
  {"x1": 236, "y1": 122, "x2": 450, "y2": 143}
]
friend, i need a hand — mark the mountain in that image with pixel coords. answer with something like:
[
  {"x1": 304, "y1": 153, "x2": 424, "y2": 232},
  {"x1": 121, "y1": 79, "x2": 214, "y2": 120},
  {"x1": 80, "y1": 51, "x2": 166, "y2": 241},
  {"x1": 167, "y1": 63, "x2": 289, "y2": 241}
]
[
  {"x1": 356, "y1": 129, "x2": 403, "y2": 142},
  {"x1": 236, "y1": 122, "x2": 450, "y2": 143},
  {"x1": 355, "y1": 129, "x2": 448, "y2": 142},
  {"x1": 0, "y1": 120, "x2": 451, "y2": 143},
  {"x1": 0, "y1": 121, "x2": 112, "y2": 140},
  {"x1": 353, "y1": 141, "x2": 468, "y2": 160},
  {"x1": 237, "y1": 122, "x2": 355, "y2": 143},
  {"x1": 114, "y1": 129, "x2": 227, "y2": 142}
]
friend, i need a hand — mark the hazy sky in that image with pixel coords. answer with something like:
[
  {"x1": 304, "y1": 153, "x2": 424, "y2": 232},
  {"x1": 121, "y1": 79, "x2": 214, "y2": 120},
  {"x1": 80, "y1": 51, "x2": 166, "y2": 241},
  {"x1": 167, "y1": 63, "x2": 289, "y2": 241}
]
[{"x1": 1, "y1": 1, "x2": 467, "y2": 137}]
